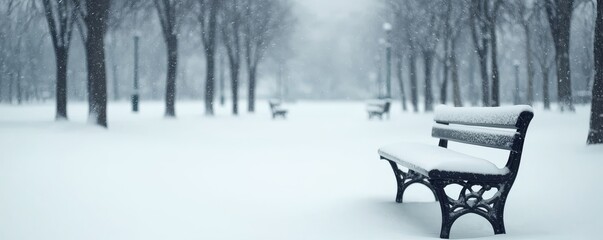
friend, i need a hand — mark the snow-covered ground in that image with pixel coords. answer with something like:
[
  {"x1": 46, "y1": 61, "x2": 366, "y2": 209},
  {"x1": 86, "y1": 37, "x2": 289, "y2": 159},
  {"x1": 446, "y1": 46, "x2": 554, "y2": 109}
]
[{"x1": 1, "y1": 101, "x2": 601, "y2": 240}]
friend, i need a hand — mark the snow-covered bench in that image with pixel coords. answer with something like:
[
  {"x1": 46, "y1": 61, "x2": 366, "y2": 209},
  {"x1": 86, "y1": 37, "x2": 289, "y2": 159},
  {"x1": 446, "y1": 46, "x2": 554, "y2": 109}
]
[
  {"x1": 367, "y1": 99, "x2": 391, "y2": 120},
  {"x1": 268, "y1": 100, "x2": 288, "y2": 119},
  {"x1": 378, "y1": 105, "x2": 534, "y2": 239}
]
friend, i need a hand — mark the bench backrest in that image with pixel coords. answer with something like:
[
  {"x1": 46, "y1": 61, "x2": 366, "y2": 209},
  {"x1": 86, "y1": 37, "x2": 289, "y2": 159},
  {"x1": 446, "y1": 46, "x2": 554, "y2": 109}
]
[
  {"x1": 432, "y1": 105, "x2": 534, "y2": 173},
  {"x1": 383, "y1": 101, "x2": 391, "y2": 113},
  {"x1": 268, "y1": 100, "x2": 281, "y2": 110}
]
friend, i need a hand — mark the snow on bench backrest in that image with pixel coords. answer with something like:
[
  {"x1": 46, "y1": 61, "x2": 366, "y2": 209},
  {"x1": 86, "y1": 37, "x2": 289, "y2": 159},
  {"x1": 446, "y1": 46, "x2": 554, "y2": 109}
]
[
  {"x1": 432, "y1": 105, "x2": 534, "y2": 151},
  {"x1": 434, "y1": 105, "x2": 533, "y2": 129}
]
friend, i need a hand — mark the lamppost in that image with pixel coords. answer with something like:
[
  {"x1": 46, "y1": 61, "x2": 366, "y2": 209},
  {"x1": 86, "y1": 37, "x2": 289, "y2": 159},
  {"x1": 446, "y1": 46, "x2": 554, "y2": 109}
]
[
  {"x1": 383, "y1": 22, "x2": 392, "y2": 99},
  {"x1": 513, "y1": 60, "x2": 520, "y2": 105},
  {"x1": 132, "y1": 34, "x2": 140, "y2": 112},
  {"x1": 219, "y1": 53, "x2": 225, "y2": 106}
]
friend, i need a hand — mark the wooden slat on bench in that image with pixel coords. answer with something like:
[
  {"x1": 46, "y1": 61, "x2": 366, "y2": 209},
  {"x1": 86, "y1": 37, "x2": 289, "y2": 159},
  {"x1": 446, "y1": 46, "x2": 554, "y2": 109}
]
[
  {"x1": 432, "y1": 123, "x2": 518, "y2": 150},
  {"x1": 434, "y1": 105, "x2": 533, "y2": 129}
]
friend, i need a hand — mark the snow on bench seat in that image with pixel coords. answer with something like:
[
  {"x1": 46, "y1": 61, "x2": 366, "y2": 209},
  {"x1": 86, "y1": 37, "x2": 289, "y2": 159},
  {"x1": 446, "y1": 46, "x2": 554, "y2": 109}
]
[
  {"x1": 378, "y1": 142, "x2": 509, "y2": 177},
  {"x1": 366, "y1": 105, "x2": 384, "y2": 112}
]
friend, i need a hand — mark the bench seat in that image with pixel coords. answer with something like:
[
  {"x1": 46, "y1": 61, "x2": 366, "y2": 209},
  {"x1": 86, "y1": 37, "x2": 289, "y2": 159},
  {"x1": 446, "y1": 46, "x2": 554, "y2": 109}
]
[
  {"x1": 367, "y1": 105, "x2": 385, "y2": 112},
  {"x1": 379, "y1": 142, "x2": 509, "y2": 177},
  {"x1": 272, "y1": 106, "x2": 287, "y2": 113}
]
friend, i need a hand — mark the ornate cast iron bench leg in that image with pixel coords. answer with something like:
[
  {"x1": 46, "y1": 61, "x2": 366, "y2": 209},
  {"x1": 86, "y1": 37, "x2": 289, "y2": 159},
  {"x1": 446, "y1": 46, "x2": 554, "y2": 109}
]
[
  {"x1": 387, "y1": 160, "x2": 438, "y2": 203},
  {"x1": 430, "y1": 179, "x2": 512, "y2": 239}
]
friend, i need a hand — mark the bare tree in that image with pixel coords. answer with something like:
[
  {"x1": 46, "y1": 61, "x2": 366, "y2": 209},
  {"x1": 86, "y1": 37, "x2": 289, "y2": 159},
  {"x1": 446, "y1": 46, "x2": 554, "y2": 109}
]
[
  {"x1": 439, "y1": 0, "x2": 468, "y2": 107},
  {"x1": 243, "y1": 0, "x2": 292, "y2": 113},
  {"x1": 470, "y1": 0, "x2": 491, "y2": 106},
  {"x1": 387, "y1": 0, "x2": 407, "y2": 111},
  {"x1": 42, "y1": 0, "x2": 77, "y2": 120},
  {"x1": 154, "y1": 0, "x2": 185, "y2": 117},
  {"x1": 470, "y1": 0, "x2": 502, "y2": 106},
  {"x1": 532, "y1": 11, "x2": 556, "y2": 110},
  {"x1": 392, "y1": 0, "x2": 420, "y2": 112},
  {"x1": 153, "y1": 0, "x2": 181, "y2": 117},
  {"x1": 412, "y1": 0, "x2": 443, "y2": 112},
  {"x1": 487, "y1": 0, "x2": 502, "y2": 107},
  {"x1": 221, "y1": 0, "x2": 243, "y2": 115},
  {"x1": 512, "y1": 0, "x2": 537, "y2": 106},
  {"x1": 587, "y1": 0, "x2": 603, "y2": 144},
  {"x1": 544, "y1": 0, "x2": 576, "y2": 111},
  {"x1": 219, "y1": 53, "x2": 225, "y2": 106},
  {"x1": 575, "y1": 1, "x2": 596, "y2": 93},
  {"x1": 73, "y1": 0, "x2": 111, "y2": 127},
  {"x1": 197, "y1": 0, "x2": 220, "y2": 115}
]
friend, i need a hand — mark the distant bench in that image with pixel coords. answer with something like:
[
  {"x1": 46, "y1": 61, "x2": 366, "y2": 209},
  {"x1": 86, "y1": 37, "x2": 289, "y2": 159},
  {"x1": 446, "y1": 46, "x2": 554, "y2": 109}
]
[
  {"x1": 377, "y1": 105, "x2": 534, "y2": 239},
  {"x1": 269, "y1": 100, "x2": 288, "y2": 119},
  {"x1": 367, "y1": 99, "x2": 391, "y2": 120}
]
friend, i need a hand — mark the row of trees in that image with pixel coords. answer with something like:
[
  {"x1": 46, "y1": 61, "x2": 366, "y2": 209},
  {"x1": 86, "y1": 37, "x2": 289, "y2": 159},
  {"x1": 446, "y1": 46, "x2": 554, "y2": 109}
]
[
  {"x1": 0, "y1": 0, "x2": 293, "y2": 127},
  {"x1": 0, "y1": 1, "x2": 47, "y2": 106},
  {"x1": 377, "y1": 0, "x2": 603, "y2": 144},
  {"x1": 380, "y1": 0, "x2": 595, "y2": 113}
]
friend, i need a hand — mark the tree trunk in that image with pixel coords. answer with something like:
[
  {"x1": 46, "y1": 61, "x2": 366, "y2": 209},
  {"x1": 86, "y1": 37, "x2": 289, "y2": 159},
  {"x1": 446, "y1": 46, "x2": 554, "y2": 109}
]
[
  {"x1": 230, "y1": 63, "x2": 240, "y2": 115},
  {"x1": 587, "y1": 0, "x2": 603, "y2": 144},
  {"x1": 219, "y1": 54, "x2": 225, "y2": 106},
  {"x1": 85, "y1": 29, "x2": 108, "y2": 127},
  {"x1": 548, "y1": 0, "x2": 575, "y2": 112},
  {"x1": 440, "y1": 58, "x2": 449, "y2": 104},
  {"x1": 55, "y1": 47, "x2": 68, "y2": 119},
  {"x1": 451, "y1": 49, "x2": 462, "y2": 107},
  {"x1": 409, "y1": 51, "x2": 418, "y2": 112},
  {"x1": 469, "y1": 54, "x2": 478, "y2": 106},
  {"x1": 478, "y1": 50, "x2": 489, "y2": 106},
  {"x1": 248, "y1": 66, "x2": 257, "y2": 112},
  {"x1": 16, "y1": 66, "x2": 22, "y2": 104},
  {"x1": 554, "y1": 36, "x2": 574, "y2": 111},
  {"x1": 385, "y1": 44, "x2": 392, "y2": 98},
  {"x1": 524, "y1": 26, "x2": 535, "y2": 106},
  {"x1": 85, "y1": 0, "x2": 110, "y2": 127},
  {"x1": 204, "y1": 0, "x2": 219, "y2": 115},
  {"x1": 423, "y1": 50, "x2": 434, "y2": 112},
  {"x1": 204, "y1": 44, "x2": 215, "y2": 115},
  {"x1": 8, "y1": 72, "x2": 14, "y2": 104},
  {"x1": 543, "y1": 66, "x2": 551, "y2": 110},
  {"x1": 441, "y1": 0, "x2": 452, "y2": 105},
  {"x1": 490, "y1": 23, "x2": 500, "y2": 107},
  {"x1": 396, "y1": 54, "x2": 407, "y2": 111},
  {"x1": 165, "y1": 36, "x2": 177, "y2": 117},
  {"x1": 112, "y1": 61, "x2": 119, "y2": 101}
]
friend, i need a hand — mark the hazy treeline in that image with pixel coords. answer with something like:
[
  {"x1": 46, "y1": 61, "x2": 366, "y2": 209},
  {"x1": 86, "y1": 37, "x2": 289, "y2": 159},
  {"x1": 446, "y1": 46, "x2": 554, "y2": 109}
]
[
  {"x1": 0, "y1": 0, "x2": 294, "y2": 126},
  {"x1": 371, "y1": 0, "x2": 596, "y2": 112}
]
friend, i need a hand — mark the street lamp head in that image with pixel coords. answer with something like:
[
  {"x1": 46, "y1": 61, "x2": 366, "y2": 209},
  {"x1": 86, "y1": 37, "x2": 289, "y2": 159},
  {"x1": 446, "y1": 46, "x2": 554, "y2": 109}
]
[
  {"x1": 513, "y1": 60, "x2": 520, "y2": 67},
  {"x1": 383, "y1": 22, "x2": 392, "y2": 32},
  {"x1": 378, "y1": 38, "x2": 386, "y2": 45}
]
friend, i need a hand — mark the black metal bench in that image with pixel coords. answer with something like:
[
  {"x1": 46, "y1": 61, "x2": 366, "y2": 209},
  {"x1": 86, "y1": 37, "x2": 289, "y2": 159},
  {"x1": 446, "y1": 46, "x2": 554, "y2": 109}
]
[
  {"x1": 268, "y1": 100, "x2": 288, "y2": 119},
  {"x1": 367, "y1": 99, "x2": 391, "y2": 120},
  {"x1": 378, "y1": 105, "x2": 534, "y2": 239}
]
